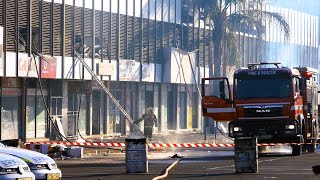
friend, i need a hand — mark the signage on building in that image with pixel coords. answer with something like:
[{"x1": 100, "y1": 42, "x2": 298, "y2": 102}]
[
  {"x1": 97, "y1": 62, "x2": 114, "y2": 76},
  {"x1": 18, "y1": 55, "x2": 38, "y2": 77},
  {"x1": 141, "y1": 63, "x2": 155, "y2": 82},
  {"x1": 27, "y1": 89, "x2": 48, "y2": 96},
  {"x1": 119, "y1": 60, "x2": 139, "y2": 81},
  {"x1": 2, "y1": 88, "x2": 21, "y2": 96},
  {"x1": 40, "y1": 56, "x2": 57, "y2": 78},
  {"x1": 2, "y1": 78, "x2": 21, "y2": 88}
]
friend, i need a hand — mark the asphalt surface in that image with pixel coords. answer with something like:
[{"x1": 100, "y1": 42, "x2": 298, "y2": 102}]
[
  {"x1": 168, "y1": 152, "x2": 320, "y2": 180},
  {"x1": 56, "y1": 146, "x2": 320, "y2": 180}
]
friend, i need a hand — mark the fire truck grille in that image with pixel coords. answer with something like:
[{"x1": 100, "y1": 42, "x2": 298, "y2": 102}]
[{"x1": 243, "y1": 105, "x2": 283, "y2": 117}]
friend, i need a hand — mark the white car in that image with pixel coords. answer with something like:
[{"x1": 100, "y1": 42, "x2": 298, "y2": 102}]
[
  {"x1": 0, "y1": 143, "x2": 62, "y2": 180},
  {"x1": 0, "y1": 152, "x2": 35, "y2": 180}
]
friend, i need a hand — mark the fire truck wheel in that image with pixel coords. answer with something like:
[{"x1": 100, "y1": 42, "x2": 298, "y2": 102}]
[{"x1": 292, "y1": 144, "x2": 302, "y2": 156}]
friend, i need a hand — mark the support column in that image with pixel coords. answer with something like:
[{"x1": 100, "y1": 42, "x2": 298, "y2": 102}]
[
  {"x1": 62, "y1": 81, "x2": 68, "y2": 136},
  {"x1": 186, "y1": 89, "x2": 192, "y2": 130},
  {"x1": 138, "y1": 84, "x2": 145, "y2": 132},
  {"x1": 159, "y1": 84, "x2": 168, "y2": 131},
  {"x1": 21, "y1": 79, "x2": 27, "y2": 141},
  {"x1": 105, "y1": 82, "x2": 110, "y2": 134},
  {"x1": 89, "y1": 84, "x2": 93, "y2": 136},
  {"x1": 153, "y1": 85, "x2": 159, "y2": 133},
  {"x1": 197, "y1": 92, "x2": 202, "y2": 132}
]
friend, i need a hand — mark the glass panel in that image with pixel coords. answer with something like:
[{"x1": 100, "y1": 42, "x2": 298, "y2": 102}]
[
  {"x1": 179, "y1": 92, "x2": 187, "y2": 129},
  {"x1": 57, "y1": 98, "x2": 62, "y2": 115},
  {"x1": 51, "y1": 98, "x2": 57, "y2": 115},
  {"x1": 92, "y1": 91, "x2": 101, "y2": 135},
  {"x1": 78, "y1": 94, "x2": 87, "y2": 135},
  {"x1": 192, "y1": 92, "x2": 198, "y2": 128},
  {"x1": 26, "y1": 95, "x2": 36, "y2": 138},
  {"x1": 167, "y1": 91, "x2": 174, "y2": 130},
  {"x1": 36, "y1": 95, "x2": 46, "y2": 138},
  {"x1": 1, "y1": 89, "x2": 20, "y2": 140},
  {"x1": 109, "y1": 90, "x2": 121, "y2": 134},
  {"x1": 145, "y1": 91, "x2": 154, "y2": 110}
]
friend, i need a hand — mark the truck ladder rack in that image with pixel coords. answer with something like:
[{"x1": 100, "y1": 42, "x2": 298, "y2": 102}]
[{"x1": 74, "y1": 52, "x2": 144, "y2": 137}]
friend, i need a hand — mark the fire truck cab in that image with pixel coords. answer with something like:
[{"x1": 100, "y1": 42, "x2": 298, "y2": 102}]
[{"x1": 201, "y1": 62, "x2": 319, "y2": 156}]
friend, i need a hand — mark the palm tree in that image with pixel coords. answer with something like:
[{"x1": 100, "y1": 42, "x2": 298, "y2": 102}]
[{"x1": 198, "y1": 0, "x2": 290, "y2": 77}]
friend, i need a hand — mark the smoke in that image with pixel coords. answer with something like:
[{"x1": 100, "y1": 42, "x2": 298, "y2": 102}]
[{"x1": 264, "y1": 1, "x2": 319, "y2": 69}]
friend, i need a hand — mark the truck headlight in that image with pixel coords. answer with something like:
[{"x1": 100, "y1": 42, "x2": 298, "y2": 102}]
[
  {"x1": 234, "y1": 127, "x2": 242, "y2": 132},
  {"x1": 285, "y1": 125, "x2": 295, "y2": 130}
]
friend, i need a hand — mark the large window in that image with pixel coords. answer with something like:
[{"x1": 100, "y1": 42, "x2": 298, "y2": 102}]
[
  {"x1": 1, "y1": 88, "x2": 20, "y2": 140},
  {"x1": 68, "y1": 81, "x2": 89, "y2": 136},
  {"x1": 26, "y1": 78, "x2": 48, "y2": 139}
]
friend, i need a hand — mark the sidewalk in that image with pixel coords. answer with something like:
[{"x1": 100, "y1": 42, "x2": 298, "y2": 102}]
[
  {"x1": 57, "y1": 131, "x2": 234, "y2": 160},
  {"x1": 85, "y1": 130, "x2": 234, "y2": 144},
  {"x1": 23, "y1": 130, "x2": 234, "y2": 162}
]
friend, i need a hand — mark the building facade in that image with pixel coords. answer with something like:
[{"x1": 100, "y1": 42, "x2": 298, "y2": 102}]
[{"x1": 0, "y1": 0, "x2": 318, "y2": 141}]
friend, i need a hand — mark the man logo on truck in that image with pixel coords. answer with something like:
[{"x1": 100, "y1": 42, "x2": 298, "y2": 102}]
[{"x1": 256, "y1": 109, "x2": 271, "y2": 113}]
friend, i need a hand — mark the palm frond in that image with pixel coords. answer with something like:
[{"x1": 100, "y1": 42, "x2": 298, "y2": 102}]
[
  {"x1": 246, "y1": 9, "x2": 290, "y2": 40},
  {"x1": 226, "y1": 13, "x2": 266, "y2": 40}
]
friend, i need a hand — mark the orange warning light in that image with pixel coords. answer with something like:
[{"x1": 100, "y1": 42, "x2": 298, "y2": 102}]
[{"x1": 305, "y1": 72, "x2": 312, "y2": 79}]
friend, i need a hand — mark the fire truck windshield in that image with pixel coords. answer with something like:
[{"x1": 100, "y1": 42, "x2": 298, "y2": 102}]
[{"x1": 235, "y1": 78, "x2": 292, "y2": 99}]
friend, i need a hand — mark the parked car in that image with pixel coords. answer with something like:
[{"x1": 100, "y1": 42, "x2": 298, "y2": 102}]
[
  {"x1": 0, "y1": 143, "x2": 61, "y2": 180},
  {"x1": 0, "y1": 152, "x2": 35, "y2": 179}
]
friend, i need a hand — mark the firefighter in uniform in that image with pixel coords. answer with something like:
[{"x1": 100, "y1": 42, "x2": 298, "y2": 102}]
[{"x1": 134, "y1": 107, "x2": 158, "y2": 141}]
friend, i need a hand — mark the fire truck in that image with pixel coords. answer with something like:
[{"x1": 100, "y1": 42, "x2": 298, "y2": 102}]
[{"x1": 201, "y1": 62, "x2": 319, "y2": 156}]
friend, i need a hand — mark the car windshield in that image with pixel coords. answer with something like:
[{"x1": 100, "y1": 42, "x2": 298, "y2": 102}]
[{"x1": 236, "y1": 78, "x2": 292, "y2": 99}]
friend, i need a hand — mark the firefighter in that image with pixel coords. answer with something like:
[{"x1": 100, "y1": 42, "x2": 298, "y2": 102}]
[{"x1": 134, "y1": 107, "x2": 158, "y2": 141}]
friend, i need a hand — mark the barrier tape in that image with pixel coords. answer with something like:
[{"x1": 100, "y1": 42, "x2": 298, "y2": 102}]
[{"x1": 26, "y1": 141, "x2": 311, "y2": 148}]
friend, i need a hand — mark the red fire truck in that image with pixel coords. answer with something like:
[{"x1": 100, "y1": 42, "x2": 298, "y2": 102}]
[{"x1": 201, "y1": 62, "x2": 319, "y2": 156}]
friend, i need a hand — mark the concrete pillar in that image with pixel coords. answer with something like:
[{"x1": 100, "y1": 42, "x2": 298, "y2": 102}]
[
  {"x1": 234, "y1": 137, "x2": 258, "y2": 173},
  {"x1": 153, "y1": 85, "x2": 159, "y2": 133},
  {"x1": 105, "y1": 82, "x2": 110, "y2": 134},
  {"x1": 186, "y1": 90, "x2": 192, "y2": 130},
  {"x1": 62, "y1": 81, "x2": 68, "y2": 136},
  {"x1": 89, "y1": 84, "x2": 93, "y2": 136},
  {"x1": 159, "y1": 84, "x2": 168, "y2": 131},
  {"x1": 197, "y1": 91, "x2": 202, "y2": 132},
  {"x1": 138, "y1": 84, "x2": 145, "y2": 132},
  {"x1": 176, "y1": 85, "x2": 180, "y2": 130}
]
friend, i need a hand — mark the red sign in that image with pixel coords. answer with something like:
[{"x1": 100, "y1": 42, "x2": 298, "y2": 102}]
[
  {"x1": 2, "y1": 88, "x2": 21, "y2": 96},
  {"x1": 40, "y1": 57, "x2": 57, "y2": 78}
]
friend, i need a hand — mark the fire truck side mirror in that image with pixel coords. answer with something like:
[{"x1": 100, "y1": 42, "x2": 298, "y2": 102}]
[{"x1": 219, "y1": 81, "x2": 226, "y2": 99}]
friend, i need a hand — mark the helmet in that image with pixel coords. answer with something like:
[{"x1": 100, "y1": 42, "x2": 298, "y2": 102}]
[{"x1": 146, "y1": 107, "x2": 153, "y2": 112}]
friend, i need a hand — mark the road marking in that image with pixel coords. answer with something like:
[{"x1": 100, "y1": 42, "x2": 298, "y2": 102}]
[{"x1": 208, "y1": 165, "x2": 235, "y2": 170}]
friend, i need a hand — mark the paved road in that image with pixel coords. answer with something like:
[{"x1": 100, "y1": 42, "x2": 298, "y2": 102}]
[
  {"x1": 57, "y1": 147, "x2": 320, "y2": 180},
  {"x1": 168, "y1": 152, "x2": 320, "y2": 179}
]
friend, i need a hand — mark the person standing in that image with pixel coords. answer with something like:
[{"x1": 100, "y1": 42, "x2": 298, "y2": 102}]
[{"x1": 134, "y1": 107, "x2": 158, "y2": 141}]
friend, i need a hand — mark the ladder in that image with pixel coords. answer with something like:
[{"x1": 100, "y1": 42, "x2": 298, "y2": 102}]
[{"x1": 74, "y1": 52, "x2": 144, "y2": 137}]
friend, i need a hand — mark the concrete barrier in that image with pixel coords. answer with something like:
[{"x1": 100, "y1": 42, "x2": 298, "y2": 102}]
[
  {"x1": 234, "y1": 137, "x2": 258, "y2": 173},
  {"x1": 125, "y1": 135, "x2": 148, "y2": 173}
]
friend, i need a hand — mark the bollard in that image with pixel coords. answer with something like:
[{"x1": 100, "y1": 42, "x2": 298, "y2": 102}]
[
  {"x1": 125, "y1": 134, "x2": 148, "y2": 173},
  {"x1": 234, "y1": 137, "x2": 258, "y2": 173}
]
